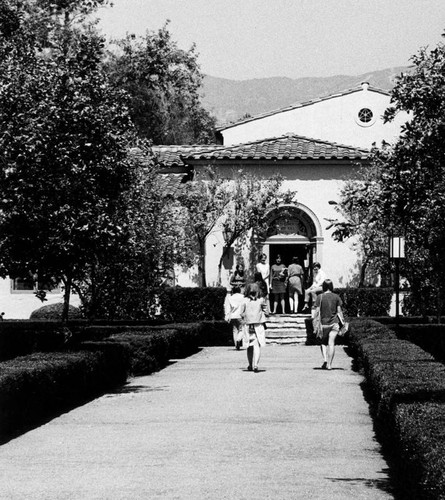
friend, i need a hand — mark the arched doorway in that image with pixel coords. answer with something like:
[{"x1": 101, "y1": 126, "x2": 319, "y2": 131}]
[{"x1": 260, "y1": 204, "x2": 323, "y2": 312}]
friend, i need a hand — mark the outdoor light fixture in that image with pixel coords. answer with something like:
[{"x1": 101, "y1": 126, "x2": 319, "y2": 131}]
[
  {"x1": 389, "y1": 236, "x2": 405, "y2": 259},
  {"x1": 389, "y1": 235, "x2": 406, "y2": 327}
]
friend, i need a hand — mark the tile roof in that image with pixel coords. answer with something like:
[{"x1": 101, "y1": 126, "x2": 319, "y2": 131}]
[
  {"x1": 217, "y1": 84, "x2": 390, "y2": 131},
  {"x1": 129, "y1": 147, "x2": 192, "y2": 196},
  {"x1": 152, "y1": 145, "x2": 223, "y2": 168},
  {"x1": 181, "y1": 134, "x2": 369, "y2": 162},
  {"x1": 157, "y1": 172, "x2": 190, "y2": 197}
]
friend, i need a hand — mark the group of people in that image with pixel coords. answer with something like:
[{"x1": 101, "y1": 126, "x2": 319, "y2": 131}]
[
  {"x1": 254, "y1": 253, "x2": 327, "y2": 315},
  {"x1": 226, "y1": 254, "x2": 346, "y2": 371}
]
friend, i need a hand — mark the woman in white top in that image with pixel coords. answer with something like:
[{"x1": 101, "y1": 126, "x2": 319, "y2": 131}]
[
  {"x1": 224, "y1": 286, "x2": 246, "y2": 350},
  {"x1": 255, "y1": 253, "x2": 270, "y2": 292},
  {"x1": 242, "y1": 283, "x2": 268, "y2": 372}
]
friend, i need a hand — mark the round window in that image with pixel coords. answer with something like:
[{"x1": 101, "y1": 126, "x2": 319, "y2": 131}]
[
  {"x1": 355, "y1": 107, "x2": 375, "y2": 127},
  {"x1": 358, "y1": 108, "x2": 373, "y2": 123}
]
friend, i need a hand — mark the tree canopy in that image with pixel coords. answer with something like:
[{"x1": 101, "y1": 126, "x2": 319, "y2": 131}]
[
  {"x1": 331, "y1": 33, "x2": 445, "y2": 316},
  {"x1": 104, "y1": 23, "x2": 217, "y2": 145},
  {"x1": 0, "y1": 0, "x2": 137, "y2": 319}
]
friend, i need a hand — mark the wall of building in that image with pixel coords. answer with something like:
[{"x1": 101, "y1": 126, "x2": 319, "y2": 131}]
[
  {"x1": 204, "y1": 163, "x2": 363, "y2": 289},
  {"x1": 221, "y1": 87, "x2": 410, "y2": 149},
  {"x1": 0, "y1": 278, "x2": 81, "y2": 319}
]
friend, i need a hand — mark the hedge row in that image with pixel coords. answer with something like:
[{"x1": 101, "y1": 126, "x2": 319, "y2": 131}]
[
  {"x1": 158, "y1": 287, "x2": 227, "y2": 322},
  {"x1": 106, "y1": 324, "x2": 202, "y2": 376},
  {"x1": 336, "y1": 287, "x2": 393, "y2": 317},
  {"x1": 349, "y1": 319, "x2": 445, "y2": 499},
  {"x1": 0, "y1": 324, "x2": 203, "y2": 443},
  {"x1": 397, "y1": 324, "x2": 445, "y2": 363},
  {"x1": 0, "y1": 321, "x2": 75, "y2": 362},
  {"x1": 0, "y1": 344, "x2": 128, "y2": 442}
]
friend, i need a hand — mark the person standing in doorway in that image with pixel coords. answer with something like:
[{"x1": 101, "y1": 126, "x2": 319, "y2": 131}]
[
  {"x1": 270, "y1": 254, "x2": 287, "y2": 314},
  {"x1": 302, "y1": 262, "x2": 327, "y2": 313},
  {"x1": 256, "y1": 253, "x2": 270, "y2": 293},
  {"x1": 287, "y1": 256, "x2": 304, "y2": 313},
  {"x1": 242, "y1": 283, "x2": 267, "y2": 372},
  {"x1": 313, "y1": 279, "x2": 345, "y2": 370}
]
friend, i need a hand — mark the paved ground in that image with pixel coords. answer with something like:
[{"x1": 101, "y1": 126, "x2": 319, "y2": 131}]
[{"x1": 0, "y1": 345, "x2": 396, "y2": 499}]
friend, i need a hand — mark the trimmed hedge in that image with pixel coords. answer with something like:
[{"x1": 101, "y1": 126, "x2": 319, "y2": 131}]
[
  {"x1": 0, "y1": 323, "x2": 204, "y2": 443},
  {"x1": 0, "y1": 344, "x2": 128, "y2": 442},
  {"x1": 0, "y1": 321, "x2": 74, "y2": 361},
  {"x1": 398, "y1": 325, "x2": 445, "y2": 363},
  {"x1": 336, "y1": 287, "x2": 393, "y2": 317},
  {"x1": 158, "y1": 287, "x2": 227, "y2": 322},
  {"x1": 107, "y1": 324, "x2": 202, "y2": 376},
  {"x1": 350, "y1": 319, "x2": 445, "y2": 499}
]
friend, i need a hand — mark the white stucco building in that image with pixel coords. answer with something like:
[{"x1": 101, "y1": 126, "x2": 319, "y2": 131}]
[
  {"x1": 156, "y1": 82, "x2": 410, "y2": 291},
  {"x1": 0, "y1": 82, "x2": 409, "y2": 317}
]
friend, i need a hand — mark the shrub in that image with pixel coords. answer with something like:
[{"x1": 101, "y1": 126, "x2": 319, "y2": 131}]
[
  {"x1": 398, "y1": 325, "x2": 445, "y2": 363},
  {"x1": 158, "y1": 287, "x2": 227, "y2": 322},
  {"x1": 336, "y1": 287, "x2": 393, "y2": 317},
  {"x1": 394, "y1": 402, "x2": 445, "y2": 499},
  {"x1": 199, "y1": 321, "x2": 232, "y2": 346},
  {"x1": 30, "y1": 302, "x2": 83, "y2": 320},
  {"x1": 0, "y1": 345, "x2": 128, "y2": 442},
  {"x1": 0, "y1": 322, "x2": 74, "y2": 361},
  {"x1": 349, "y1": 318, "x2": 445, "y2": 499}
]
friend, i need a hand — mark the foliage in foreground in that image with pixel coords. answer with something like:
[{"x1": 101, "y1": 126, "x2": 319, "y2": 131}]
[
  {"x1": 350, "y1": 319, "x2": 445, "y2": 499},
  {"x1": 0, "y1": 323, "x2": 202, "y2": 442},
  {"x1": 0, "y1": 0, "x2": 138, "y2": 320},
  {"x1": 330, "y1": 34, "x2": 445, "y2": 318}
]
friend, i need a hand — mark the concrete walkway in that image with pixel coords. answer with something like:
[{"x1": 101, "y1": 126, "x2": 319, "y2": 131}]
[{"x1": 0, "y1": 345, "x2": 395, "y2": 499}]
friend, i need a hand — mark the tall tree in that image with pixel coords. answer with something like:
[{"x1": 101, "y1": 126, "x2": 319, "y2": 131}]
[
  {"x1": 104, "y1": 23, "x2": 217, "y2": 144},
  {"x1": 78, "y1": 148, "x2": 195, "y2": 319},
  {"x1": 0, "y1": 0, "x2": 137, "y2": 320},
  {"x1": 178, "y1": 168, "x2": 288, "y2": 286},
  {"x1": 330, "y1": 34, "x2": 445, "y2": 317}
]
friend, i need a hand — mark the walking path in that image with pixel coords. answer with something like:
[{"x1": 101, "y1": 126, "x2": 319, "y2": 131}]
[{"x1": 0, "y1": 345, "x2": 395, "y2": 499}]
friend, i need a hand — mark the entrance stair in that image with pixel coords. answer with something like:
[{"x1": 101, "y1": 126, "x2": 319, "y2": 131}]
[{"x1": 265, "y1": 313, "x2": 310, "y2": 344}]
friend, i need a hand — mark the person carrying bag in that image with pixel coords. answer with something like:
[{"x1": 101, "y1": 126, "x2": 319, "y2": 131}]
[{"x1": 313, "y1": 279, "x2": 346, "y2": 370}]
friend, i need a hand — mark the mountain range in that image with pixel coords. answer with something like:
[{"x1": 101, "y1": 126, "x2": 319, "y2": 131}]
[{"x1": 200, "y1": 66, "x2": 410, "y2": 125}]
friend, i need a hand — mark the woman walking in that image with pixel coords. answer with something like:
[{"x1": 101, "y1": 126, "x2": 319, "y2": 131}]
[
  {"x1": 242, "y1": 283, "x2": 268, "y2": 372},
  {"x1": 313, "y1": 279, "x2": 345, "y2": 370}
]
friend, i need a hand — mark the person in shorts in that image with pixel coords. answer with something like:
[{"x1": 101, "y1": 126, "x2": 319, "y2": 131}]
[
  {"x1": 314, "y1": 279, "x2": 345, "y2": 370},
  {"x1": 242, "y1": 283, "x2": 268, "y2": 372}
]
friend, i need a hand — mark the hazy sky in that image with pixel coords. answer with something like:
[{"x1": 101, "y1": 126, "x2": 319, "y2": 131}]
[{"x1": 96, "y1": 0, "x2": 445, "y2": 81}]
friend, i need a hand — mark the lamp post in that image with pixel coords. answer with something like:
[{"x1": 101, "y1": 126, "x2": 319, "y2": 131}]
[{"x1": 389, "y1": 236, "x2": 405, "y2": 326}]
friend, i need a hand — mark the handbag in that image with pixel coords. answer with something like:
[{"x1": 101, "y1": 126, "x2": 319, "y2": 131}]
[{"x1": 312, "y1": 295, "x2": 323, "y2": 339}]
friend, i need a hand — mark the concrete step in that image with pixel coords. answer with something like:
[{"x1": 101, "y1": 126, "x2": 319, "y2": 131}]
[
  {"x1": 266, "y1": 336, "x2": 307, "y2": 344},
  {"x1": 265, "y1": 314, "x2": 310, "y2": 344},
  {"x1": 266, "y1": 323, "x2": 307, "y2": 330},
  {"x1": 266, "y1": 329, "x2": 307, "y2": 337}
]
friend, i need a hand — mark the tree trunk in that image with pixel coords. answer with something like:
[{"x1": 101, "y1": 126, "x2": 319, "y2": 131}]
[
  {"x1": 358, "y1": 256, "x2": 370, "y2": 287},
  {"x1": 198, "y1": 241, "x2": 207, "y2": 287},
  {"x1": 62, "y1": 274, "x2": 72, "y2": 323}
]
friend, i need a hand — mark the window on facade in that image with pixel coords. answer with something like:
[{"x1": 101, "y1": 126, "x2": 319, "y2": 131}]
[
  {"x1": 11, "y1": 276, "x2": 61, "y2": 294},
  {"x1": 358, "y1": 108, "x2": 373, "y2": 123},
  {"x1": 11, "y1": 277, "x2": 35, "y2": 291}
]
